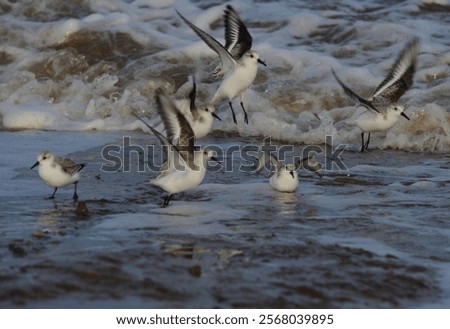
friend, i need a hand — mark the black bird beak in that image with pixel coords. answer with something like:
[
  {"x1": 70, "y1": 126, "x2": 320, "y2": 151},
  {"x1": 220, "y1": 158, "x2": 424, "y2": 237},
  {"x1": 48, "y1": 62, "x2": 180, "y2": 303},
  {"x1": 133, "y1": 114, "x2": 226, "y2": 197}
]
[
  {"x1": 212, "y1": 112, "x2": 222, "y2": 121},
  {"x1": 30, "y1": 161, "x2": 39, "y2": 170},
  {"x1": 210, "y1": 156, "x2": 221, "y2": 164},
  {"x1": 258, "y1": 58, "x2": 267, "y2": 66},
  {"x1": 290, "y1": 171, "x2": 295, "y2": 178},
  {"x1": 401, "y1": 112, "x2": 410, "y2": 120}
]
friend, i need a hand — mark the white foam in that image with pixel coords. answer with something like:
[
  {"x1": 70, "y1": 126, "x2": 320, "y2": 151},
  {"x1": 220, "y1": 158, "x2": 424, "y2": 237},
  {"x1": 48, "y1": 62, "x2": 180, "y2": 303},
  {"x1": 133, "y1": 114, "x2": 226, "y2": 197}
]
[
  {"x1": 1, "y1": 103, "x2": 61, "y2": 130},
  {"x1": 45, "y1": 19, "x2": 81, "y2": 45},
  {"x1": 0, "y1": 0, "x2": 448, "y2": 153}
]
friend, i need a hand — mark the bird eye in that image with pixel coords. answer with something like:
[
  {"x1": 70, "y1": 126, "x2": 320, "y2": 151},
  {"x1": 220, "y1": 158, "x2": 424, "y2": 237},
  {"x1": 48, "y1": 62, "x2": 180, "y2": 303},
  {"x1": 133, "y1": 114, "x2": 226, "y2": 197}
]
[
  {"x1": 250, "y1": 54, "x2": 254, "y2": 58},
  {"x1": 205, "y1": 108, "x2": 209, "y2": 112},
  {"x1": 43, "y1": 156, "x2": 47, "y2": 160}
]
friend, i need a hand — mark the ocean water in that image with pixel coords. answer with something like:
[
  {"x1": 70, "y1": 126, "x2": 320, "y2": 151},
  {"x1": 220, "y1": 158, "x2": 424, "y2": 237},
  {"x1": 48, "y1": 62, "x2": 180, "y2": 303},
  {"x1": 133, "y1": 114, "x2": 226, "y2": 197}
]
[{"x1": 0, "y1": 0, "x2": 449, "y2": 308}]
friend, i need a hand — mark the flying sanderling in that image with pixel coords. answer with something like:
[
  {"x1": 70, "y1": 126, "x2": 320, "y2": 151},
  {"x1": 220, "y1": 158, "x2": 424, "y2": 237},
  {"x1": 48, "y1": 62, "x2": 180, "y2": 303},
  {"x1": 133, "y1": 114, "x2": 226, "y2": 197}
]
[
  {"x1": 176, "y1": 5, "x2": 266, "y2": 125},
  {"x1": 332, "y1": 37, "x2": 420, "y2": 152},
  {"x1": 31, "y1": 151, "x2": 85, "y2": 200},
  {"x1": 133, "y1": 88, "x2": 218, "y2": 207},
  {"x1": 175, "y1": 77, "x2": 221, "y2": 139},
  {"x1": 255, "y1": 152, "x2": 321, "y2": 193}
]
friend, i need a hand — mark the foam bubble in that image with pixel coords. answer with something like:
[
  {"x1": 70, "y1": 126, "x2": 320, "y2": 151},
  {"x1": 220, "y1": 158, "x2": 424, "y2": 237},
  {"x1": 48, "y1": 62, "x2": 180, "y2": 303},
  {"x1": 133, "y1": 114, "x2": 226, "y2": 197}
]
[
  {"x1": 1, "y1": 103, "x2": 60, "y2": 130},
  {"x1": 0, "y1": 0, "x2": 448, "y2": 153}
]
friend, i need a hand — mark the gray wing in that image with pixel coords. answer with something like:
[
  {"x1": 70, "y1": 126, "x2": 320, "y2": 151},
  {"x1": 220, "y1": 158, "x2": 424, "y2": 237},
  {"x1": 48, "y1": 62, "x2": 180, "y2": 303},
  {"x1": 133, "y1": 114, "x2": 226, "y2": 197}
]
[
  {"x1": 59, "y1": 158, "x2": 85, "y2": 175},
  {"x1": 255, "y1": 152, "x2": 280, "y2": 177},
  {"x1": 188, "y1": 76, "x2": 199, "y2": 118},
  {"x1": 332, "y1": 68, "x2": 380, "y2": 113},
  {"x1": 371, "y1": 37, "x2": 420, "y2": 108},
  {"x1": 155, "y1": 88, "x2": 196, "y2": 168},
  {"x1": 254, "y1": 151, "x2": 268, "y2": 173},
  {"x1": 176, "y1": 10, "x2": 236, "y2": 73},
  {"x1": 132, "y1": 112, "x2": 179, "y2": 163},
  {"x1": 223, "y1": 5, "x2": 252, "y2": 59}
]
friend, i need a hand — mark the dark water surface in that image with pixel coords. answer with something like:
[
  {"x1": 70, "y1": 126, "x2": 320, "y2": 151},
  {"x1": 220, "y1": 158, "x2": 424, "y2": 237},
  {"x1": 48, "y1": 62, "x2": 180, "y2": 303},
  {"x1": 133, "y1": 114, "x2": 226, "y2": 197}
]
[{"x1": 1, "y1": 131, "x2": 449, "y2": 308}]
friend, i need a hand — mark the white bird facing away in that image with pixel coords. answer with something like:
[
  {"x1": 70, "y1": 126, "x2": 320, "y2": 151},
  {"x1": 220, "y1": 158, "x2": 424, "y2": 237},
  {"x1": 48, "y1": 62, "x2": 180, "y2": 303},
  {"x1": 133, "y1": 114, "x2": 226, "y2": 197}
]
[
  {"x1": 30, "y1": 151, "x2": 85, "y2": 200},
  {"x1": 174, "y1": 77, "x2": 221, "y2": 139},
  {"x1": 176, "y1": 5, "x2": 267, "y2": 125},
  {"x1": 255, "y1": 153, "x2": 322, "y2": 193},
  {"x1": 133, "y1": 88, "x2": 218, "y2": 207},
  {"x1": 332, "y1": 37, "x2": 420, "y2": 152}
]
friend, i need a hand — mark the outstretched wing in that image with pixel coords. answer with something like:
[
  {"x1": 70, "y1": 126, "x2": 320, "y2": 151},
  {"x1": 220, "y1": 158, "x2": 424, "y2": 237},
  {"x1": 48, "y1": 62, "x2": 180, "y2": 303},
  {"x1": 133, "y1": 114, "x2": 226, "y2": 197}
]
[
  {"x1": 371, "y1": 37, "x2": 420, "y2": 108},
  {"x1": 255, "y1": 151, "x2": 280, "y2": 176},
  {"x1": 188, "y1": 76, "x2": 197, "y2": 116},
  {"x1": 332, "y1": 68, "x2": 380, "y2": 113},
  {"x1": 255, "y1": 151, "x2": 268, "y2": 173},
  {"x1": 176, "y1": 10, "x2": 236, "y2": 73},
  {"x1": 155, "y1": 88, "x2": 196, "y2": 168},
  {"x1": 223, "y1": 5, "x2": 252, "y2": 59},
  {"x1": 132, "y1": 112, "x2": 180, "y2": 166}
]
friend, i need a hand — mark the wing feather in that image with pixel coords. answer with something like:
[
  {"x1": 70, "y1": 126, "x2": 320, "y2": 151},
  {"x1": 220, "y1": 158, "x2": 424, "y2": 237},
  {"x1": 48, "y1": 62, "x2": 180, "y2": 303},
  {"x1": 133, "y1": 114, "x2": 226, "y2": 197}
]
[
  {"x1": 59, "y1": 158, "x2": 85, "y2": 175},
  {"x1": 223, "y1": 5, "x2": 252, "y2": 59},
  {"x1": 155, "y1": 88, "x2": 196, "y2": 168},
  {"x1": 176, "y1": 10, "x2": 236, "y2": 73},
  {"x1": 332, "y1": 68, "x2": 380, "y2": 113},
  {"x1": 371, "y1": 37, "x2": 420, "y2": 106},
  {"x1": 188, "y1": 76, "x2": 197, "y2": 116}
]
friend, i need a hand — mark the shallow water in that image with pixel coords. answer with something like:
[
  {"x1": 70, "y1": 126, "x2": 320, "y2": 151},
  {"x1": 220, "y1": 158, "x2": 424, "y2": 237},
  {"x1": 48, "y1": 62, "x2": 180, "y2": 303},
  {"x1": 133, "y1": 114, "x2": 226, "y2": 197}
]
[
  {"x1": 1, "y1": 130, "x2": 449, "y2": 308},
  {"x1": 0, "y1": 0, "x2": 449, "y2": 308}
]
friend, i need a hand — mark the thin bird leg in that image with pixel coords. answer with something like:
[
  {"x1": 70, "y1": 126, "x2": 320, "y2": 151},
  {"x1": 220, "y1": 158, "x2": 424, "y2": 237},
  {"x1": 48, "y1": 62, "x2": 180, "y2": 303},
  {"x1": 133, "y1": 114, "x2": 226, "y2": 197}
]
[
  {"x1": 360, "y1": 133, "x2": 365, "y2": 153},
  {"x1": 163, "y1": 194, "x2": 173, "y2": 207},
  {"x1": 228, "y1": 101, "x2": 237, "y2": 125},
  {"x1": 49, "y1": 187, "x2": 58, "y2": 199},
  {"x1": 73, "y1": 182, "x2": 79, "y2": 201},
  {"x1": 364, "y1": 133, "x2": 371, "y2": 151},
  {"x1": 240, "y1": 101, "x2": 249, "y2": 125}
]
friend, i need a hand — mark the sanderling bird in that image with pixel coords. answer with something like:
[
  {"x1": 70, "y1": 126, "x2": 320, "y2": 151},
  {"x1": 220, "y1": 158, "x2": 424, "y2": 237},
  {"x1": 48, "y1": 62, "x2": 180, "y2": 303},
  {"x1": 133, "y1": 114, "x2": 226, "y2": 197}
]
[
  {"x1": 133, "y1": 88, "x2": 218, "y2": 207},
  {"x1": 175, "y1": 77, "x2": 221, "y2": 139},
  {"x1": 255, "y1": 153, "x2": 321, "y2": 193},
  {"x1": 332, "y1": 37, "x2": 420, "y2": 152},
  {"x1": 176, "y1": 5, "x2": 266, "y2": 125},
  {"x1": 31, "y1": 151, "x2": 85, "y2": 200}
]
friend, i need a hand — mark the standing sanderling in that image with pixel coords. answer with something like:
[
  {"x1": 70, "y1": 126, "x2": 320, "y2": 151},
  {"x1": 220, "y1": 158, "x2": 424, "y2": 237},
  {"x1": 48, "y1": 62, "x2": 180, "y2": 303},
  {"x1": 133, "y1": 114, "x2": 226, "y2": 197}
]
[
  {"x1": 134, "y1": 88, "x2": 218, "y2": 207},
  {"x1": 31, "y1": 151, "x2": 85, "y2": 200},
  {"x1": 255, "y1": 152, "x2": 321, "y2": 193},
  {"x1": 175, "y1": 77, "x2": 222, "y2": 139},
  {"x1": 332, "y1": 37, "x2": 420, "y2": 152},
  {"x1": 176, "y1": 5, "x2": 266, "y2": 125}
]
